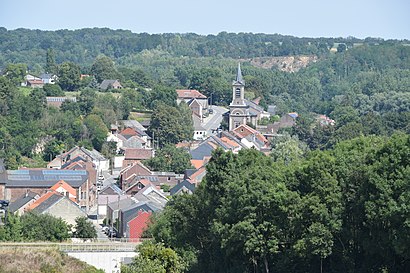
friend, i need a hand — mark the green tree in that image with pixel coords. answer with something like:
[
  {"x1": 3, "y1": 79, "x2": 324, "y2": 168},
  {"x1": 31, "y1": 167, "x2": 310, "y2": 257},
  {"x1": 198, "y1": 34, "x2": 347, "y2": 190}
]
[
  {"x1": 4, "y1": 63, "x2": 27, "y2": 86},
  {"x1": 21, "y1": 212, "x2": 70, "y2": 242},
  {"x1": 43, "y1": 83, "x2": 64, "y2": 96},
  {"x1": 45, "y1": 48, "x2": 57, "y2": 74},
  {"x1": 57, "y1": 62, "x2": 80, "y2": 91},
  {"x1": 84, "y1": 114, "x2": 108, "y2": 151},
  {"x1": 90, "y1": 55, "x2": 119, "y2": 83},
  {"x1": 73, "y1": 216, "x2": 97, "y2": 239},
  {"x1": 148, "y1": 103, "x2": 193, "y2": 146},
  {"x1": 122, "y1": 241, "x2": 184, "y2": 273},
  {"x1": 144, "y1": 144, "x2": 192, "y2": 173}
]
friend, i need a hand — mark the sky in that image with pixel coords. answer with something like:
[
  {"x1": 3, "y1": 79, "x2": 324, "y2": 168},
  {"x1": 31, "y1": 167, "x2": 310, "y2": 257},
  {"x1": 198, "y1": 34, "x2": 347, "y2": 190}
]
[{"x1": 0, "y1": 0, "x2": 409, "y2": 39}]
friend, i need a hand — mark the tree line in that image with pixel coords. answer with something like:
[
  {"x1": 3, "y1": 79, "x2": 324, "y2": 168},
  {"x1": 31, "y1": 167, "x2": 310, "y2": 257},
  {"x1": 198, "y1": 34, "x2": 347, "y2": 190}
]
[{"x1": 144, "y1": 133, "x2": 410, "y2": 273}]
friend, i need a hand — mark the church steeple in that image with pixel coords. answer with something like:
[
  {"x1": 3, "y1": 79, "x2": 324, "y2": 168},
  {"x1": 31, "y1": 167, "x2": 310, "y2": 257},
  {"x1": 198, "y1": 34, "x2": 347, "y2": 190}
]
[{"x1": 234, "y1": 63, "x2": 244, "y2": 85}]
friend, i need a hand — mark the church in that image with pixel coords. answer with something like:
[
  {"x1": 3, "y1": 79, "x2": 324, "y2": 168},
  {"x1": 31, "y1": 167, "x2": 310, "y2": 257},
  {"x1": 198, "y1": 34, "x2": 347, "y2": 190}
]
[{"x1": 228, "y1": 64, "x2": 268, "y2": 131}]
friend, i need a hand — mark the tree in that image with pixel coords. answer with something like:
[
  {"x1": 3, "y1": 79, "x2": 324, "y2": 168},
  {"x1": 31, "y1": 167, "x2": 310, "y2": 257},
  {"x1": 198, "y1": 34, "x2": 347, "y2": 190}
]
[
  {"x1": 148, "y1": 103, "x2": 193, "y2": 146},
  {"x1": 4, "y1": 63, "x2": 27, "y2": 86},
  {"x1": 57, "y1": 62, "x2": 80, "y2": 91},
  {"x1": 43, "y1": 83, "x2": 64, "y2": 96},
  {"x1": 144, "y1": 144, "x2": 192, "y2": 173},
  {"x1": 45, "y1": 48, "x2": 57, "y2": 74},
  {"x1": 73, "y1": 216, "x2": 97, "y2": 239},
  {"x1": 83, "y1": 114, "x2": 108, "y2": 151},
  {"x1": 21, "y1": 212, "x2": 70, "y2": 242},
  {"x1": 90, "y1": 55, "x2": 119, "y2": 83},
  {"x1": 122, "y1": 241, "x2": 184, "y2": 273}
]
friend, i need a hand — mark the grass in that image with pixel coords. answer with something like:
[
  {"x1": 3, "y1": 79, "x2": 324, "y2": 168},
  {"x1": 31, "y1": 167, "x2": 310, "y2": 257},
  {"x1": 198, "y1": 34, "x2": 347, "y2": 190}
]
[{"x1": 0, "y1": 248, "x2": 103, "y2": 273}]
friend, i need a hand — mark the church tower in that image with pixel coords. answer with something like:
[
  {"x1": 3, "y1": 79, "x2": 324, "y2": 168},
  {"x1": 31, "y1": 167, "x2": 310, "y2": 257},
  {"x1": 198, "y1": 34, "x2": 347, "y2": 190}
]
[{"x1": 229, "y1": 63, "x2": 250, "y2": 131}]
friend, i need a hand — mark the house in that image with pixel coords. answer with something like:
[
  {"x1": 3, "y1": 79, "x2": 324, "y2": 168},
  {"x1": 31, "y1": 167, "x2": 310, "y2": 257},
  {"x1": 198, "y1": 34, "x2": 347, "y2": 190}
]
[
  {"x1": 108, "y1": 181, "x2": 168, "y2": 238},
  {"x1": 97, "y1": 184, "x2": 127, "y2": 218},
  {"x1": 28, "y1": 192, "x2": 87, "y2": 226},
  {"x1": 46, "y1": 97, "x2": 77, "y2": 108},
  {"x1": 49, "y1": 180, "x2": 77, "y2": 202},
  {"x1": 193, "y1": 115, "x2": 207, "y2": 140},
  {"x1": 127, "y1": 209, "x2": 152, "y2": 241},
  {"x1": 170, "y1": 179, "x2": 196, "y2": 196},
  {"x1": 47, "y1": 146, "x2": 109, "y2": 173},
  {"x1": 189, "y1": 134, "x2": 244, "y2": 169},
  {"x1": 231, "y1": 124, "x2": 270, "y2": 151},
  {"x1": 3, "y1": 169, "x2": 93, "y2": 211},
  {"x1": 120, "y1": 120, "x2": 146, "y2": 132},
  {"x1": 189, "y1": 99, "x2": 204, "y2": 119},
  {"x1": 265, "y1": 113, "x2": 298, "y2": 134},
  {"x1": 40, "y1": 73, "x2": 57, "y2": 84},
  {"x1": 119, "y1": 161, "x2": 180, "y2": 190},
  {"x1": 176, "y1": 89, "x2": 208, "y2": 109},
  {"x1": 119, "y1": 127, "x2": 151, "y2": 148},
  {"x1": 124, "y1": 178, "x2": 150, "y2": 195},
  {"x1": 26, "y1": 79, "x2": 44, "y2": 88},
  {"x1": 184, "y1": 166, "x2": 207, "y2": 185},
  {"x1": 100, "y1": 79, "x2": 122, "y2": 90},
  {"x1": 8, "y1": 191, "x2": 39, "y2": 215},
  {"x1": 122, "y1": 148, "x2": 154, "y2": 167}
]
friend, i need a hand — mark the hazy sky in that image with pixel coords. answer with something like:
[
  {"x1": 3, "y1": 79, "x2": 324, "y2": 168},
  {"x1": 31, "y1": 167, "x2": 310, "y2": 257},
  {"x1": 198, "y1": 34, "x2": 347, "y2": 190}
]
[{"x1": 1, "y1": 0, "x2": 409, "y2": 39}]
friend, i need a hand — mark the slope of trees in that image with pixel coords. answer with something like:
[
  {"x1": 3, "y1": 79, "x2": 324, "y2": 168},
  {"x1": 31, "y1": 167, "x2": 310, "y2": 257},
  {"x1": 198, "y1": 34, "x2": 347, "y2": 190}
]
[{"x1": 147, "y1": 134, "x2": 410, "y2": 273}]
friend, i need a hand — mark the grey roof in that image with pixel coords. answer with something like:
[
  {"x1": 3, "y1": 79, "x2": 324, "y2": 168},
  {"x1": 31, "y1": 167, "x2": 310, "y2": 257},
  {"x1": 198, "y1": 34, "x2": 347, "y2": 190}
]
[
  {"x1": 170, "y1": 180, "x2": 196, "y2": 195},
  {"x1": 121, "y1": 120, "x2": 146, "y2": 132},
  {"x1": 100, "y1": 184, "x2": 123, "y2": 195},
  {"x1": 133, "y1": 185, "x2": 168, "y2": 209},
  {"x1": 5, "y1": 169, "x2": 88, "y2": 188},
  {"x1": 39, "y1": 73, "x2": 54, "y2": 79},
  {"x1": 184, "y1": 169, "x2": 197, "y2": 178},
  {"x1": 190, "y1": 142, "x2": 214, "y2": 160},
  {"x1": 80, "y1": 147, "x2": 107, "y2": 161},
  {"x1": 9, "y1": 191, "x2": 38, "y2": 213},
  {"x1": 108, "y1": 197, "x2": 135, "y2": 211},
  {"x1": 32, "y1": 193, "x2": 64, "y2": 214},
  {"x1": 245, "y1": 99, "x2": 264, "y2": 113},
  {"x1": 235, "y1": 63, "x2": 244, "y2": 85},
  {"x1": 100, "y1": 79, "x2": 119, "y2": 90},
  {"x1": 61, "y1": 155, "x2": 87, "y2": 169}
]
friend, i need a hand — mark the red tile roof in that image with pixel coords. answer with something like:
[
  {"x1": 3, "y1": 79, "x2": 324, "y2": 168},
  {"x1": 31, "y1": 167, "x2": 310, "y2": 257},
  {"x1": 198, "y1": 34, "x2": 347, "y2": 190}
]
[
  {"x1": 176, "y1": 89, "x2": 207, "y2": 99},
  {"x1": 232, "y1": 124, "x2": 268, "y2": 144},
  {"x1": 50, "y1": 180, "x2": 77, "y2": 202},
  {"x1": 120, "y1": 127, "x2": 138, "y2": 137},
  {"x1": 27, "y1": 191, "x2": 57, "y2": 210}
]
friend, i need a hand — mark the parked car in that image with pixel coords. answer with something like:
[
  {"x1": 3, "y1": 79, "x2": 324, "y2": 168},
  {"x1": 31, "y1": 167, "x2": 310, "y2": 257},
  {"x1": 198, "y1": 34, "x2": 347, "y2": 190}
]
[{"x1": 101, "y1": 226, "x2": 109, "y2": 234}]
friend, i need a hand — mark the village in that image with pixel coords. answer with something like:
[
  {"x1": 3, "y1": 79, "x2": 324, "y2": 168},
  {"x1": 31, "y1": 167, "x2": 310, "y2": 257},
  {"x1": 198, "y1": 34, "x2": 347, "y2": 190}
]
[{"x1": 0, "y1": 64, "x2": 328, "y2": 243}]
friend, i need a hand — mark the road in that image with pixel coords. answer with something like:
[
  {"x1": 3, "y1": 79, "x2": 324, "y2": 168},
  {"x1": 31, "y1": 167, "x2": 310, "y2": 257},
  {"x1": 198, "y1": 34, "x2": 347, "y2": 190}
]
[{"x1": 202, "y1": 106, "x2": 228, "y2": 136}]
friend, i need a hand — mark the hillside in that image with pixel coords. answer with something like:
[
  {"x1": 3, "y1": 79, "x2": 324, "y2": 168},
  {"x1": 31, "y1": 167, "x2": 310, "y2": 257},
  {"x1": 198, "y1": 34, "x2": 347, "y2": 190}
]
[
  {"x1": 0, "y1": 248, "x2": 103, "y2": 273},
  {"x1": 242, "y1": 55, "x2": 318, "y2": 72}
]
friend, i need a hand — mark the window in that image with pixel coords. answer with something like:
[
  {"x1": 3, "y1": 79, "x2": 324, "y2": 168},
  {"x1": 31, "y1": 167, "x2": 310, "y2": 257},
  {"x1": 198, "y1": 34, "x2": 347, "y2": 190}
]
[{"x1": 235, "y1": 88, "x2": 241, "y2": 98}]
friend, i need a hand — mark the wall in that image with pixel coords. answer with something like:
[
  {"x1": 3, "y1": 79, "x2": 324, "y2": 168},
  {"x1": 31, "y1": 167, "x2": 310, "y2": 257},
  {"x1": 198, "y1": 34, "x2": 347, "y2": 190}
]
[
  {"x1": 46, "y1": 198, "x2": 87, "y2": 226},
  {"x1": 67, "y1": 251, "x2": 136, "y2": 273}
]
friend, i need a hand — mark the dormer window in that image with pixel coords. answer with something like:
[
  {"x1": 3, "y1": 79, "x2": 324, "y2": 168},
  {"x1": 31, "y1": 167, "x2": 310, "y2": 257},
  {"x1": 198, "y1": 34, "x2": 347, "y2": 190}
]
[{"x1": 235, "y1": 88, "x2": 241, "y2": 98}]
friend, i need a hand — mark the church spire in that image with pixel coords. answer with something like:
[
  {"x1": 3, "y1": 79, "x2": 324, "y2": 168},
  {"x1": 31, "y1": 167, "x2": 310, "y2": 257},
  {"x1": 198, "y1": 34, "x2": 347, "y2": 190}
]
[{"x1": 235, "y1": 63, "x2": 244, "y2": 85}]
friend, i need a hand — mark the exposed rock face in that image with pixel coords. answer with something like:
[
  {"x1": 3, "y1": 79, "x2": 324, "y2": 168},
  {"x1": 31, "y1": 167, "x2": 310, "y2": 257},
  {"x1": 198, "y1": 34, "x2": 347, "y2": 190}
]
[{"x1": 242, "y1": 55, "x2": 318, "y2": 72}]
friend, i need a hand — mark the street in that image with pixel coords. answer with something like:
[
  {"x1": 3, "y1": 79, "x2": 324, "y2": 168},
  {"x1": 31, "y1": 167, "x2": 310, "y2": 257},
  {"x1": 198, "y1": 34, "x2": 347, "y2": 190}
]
[{"x1": 202, "y1": 106, "x2": 228, "y2": 136}]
